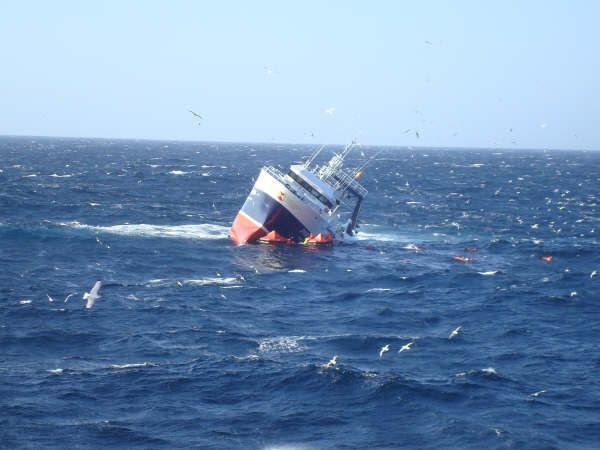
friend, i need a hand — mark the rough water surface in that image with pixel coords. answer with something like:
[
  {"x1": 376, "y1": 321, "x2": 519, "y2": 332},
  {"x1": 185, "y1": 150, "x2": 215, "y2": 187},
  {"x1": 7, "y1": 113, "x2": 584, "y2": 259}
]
[{"x1": 1, "y1": 136, "x2": 599, "y2": 449}]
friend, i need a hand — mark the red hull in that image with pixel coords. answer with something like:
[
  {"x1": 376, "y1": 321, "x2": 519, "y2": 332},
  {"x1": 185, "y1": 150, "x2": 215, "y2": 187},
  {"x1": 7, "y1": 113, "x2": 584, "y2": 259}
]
[{"x1": 230, "y1": 212, "x2": 267, "y2": 245}]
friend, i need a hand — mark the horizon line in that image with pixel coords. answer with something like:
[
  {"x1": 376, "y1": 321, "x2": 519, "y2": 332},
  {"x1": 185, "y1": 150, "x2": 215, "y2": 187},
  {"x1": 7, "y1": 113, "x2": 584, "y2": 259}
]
[{"x1": 0, "y1": 133, "x2": 597, "y2": 153}]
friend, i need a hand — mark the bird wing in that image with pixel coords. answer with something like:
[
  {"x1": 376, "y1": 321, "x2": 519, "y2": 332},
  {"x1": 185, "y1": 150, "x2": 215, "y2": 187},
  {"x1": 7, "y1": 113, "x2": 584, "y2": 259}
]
[
  {"x1": 90, "y1": 281, "x2": 102, "y2": 296},
  {"x1": 188, "y1": 110, "x2": 203, "y2": 119}
]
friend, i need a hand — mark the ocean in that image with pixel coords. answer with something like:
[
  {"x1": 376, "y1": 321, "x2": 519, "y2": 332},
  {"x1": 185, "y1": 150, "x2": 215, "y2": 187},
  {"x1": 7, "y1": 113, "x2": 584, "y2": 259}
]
[{"x1": 1, "y1": 136, "x2": 599, "y2": 449}]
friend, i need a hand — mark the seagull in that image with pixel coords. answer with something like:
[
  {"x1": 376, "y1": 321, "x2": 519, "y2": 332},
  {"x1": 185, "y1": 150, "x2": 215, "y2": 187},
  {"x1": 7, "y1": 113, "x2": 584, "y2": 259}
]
[
  {"x1": 264, "y1": 66, "x2": 278, "y2": 76},
  {"x1": 83, "y1": 281, "x2": 102, "y2": 309},
  {"x1": 187, "y1": 109, "x2": 203, "y2": 125},
  {"x1": 321, "y1": 355, "x2": 337, "y2": 368},
  {"x1": 404, "y1": 128, "x2": 411, "y2": 134},
  {"x1": 415, "y1": 131, "x2": 420, "y2": 139},
  {"x1": 46, "y1": 294, "x2": 54, "y2": 303},
  {"x1": 449, "y1": 325, "x2": 462, "y2": 339},
  {"x1": 425, "y1": 40, "x2": 433, "y2": 45},
  {"x1": 398, "y1": 341, "x2": 414, "y2": 353},
  {"x1": 324, "y1": 107, "x2": 335, "y2": 115},
  {"x1": 64, "y1": 293, "x2": 75, "y2": 303},
  {"x1": 530, "y1": 390, "x2": 546, "y2": 397},
  {"x1": 591, "y1": 270, "x2": 597, "y2": 279},
  {"x1": 379, "y1": 344, "x2": 390, "y2": 358}
]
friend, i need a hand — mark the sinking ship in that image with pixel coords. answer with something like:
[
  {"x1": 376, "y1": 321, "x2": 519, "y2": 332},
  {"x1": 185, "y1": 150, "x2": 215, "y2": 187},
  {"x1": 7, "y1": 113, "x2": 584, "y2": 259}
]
[{"x1": 230, "y1": 143, "x2": 369, "y2": 245}]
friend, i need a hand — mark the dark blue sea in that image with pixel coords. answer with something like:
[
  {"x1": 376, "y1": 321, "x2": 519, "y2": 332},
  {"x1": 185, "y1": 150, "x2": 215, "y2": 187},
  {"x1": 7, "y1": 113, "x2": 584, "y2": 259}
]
[{"x1": 1, "y1": 136, "x2": 599, "y2": 449}]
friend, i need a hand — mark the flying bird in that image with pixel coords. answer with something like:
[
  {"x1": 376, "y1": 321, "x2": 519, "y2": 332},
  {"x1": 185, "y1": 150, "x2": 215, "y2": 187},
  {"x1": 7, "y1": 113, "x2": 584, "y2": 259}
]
[
  {"x1": 530, "y1": 390, "x2": 546, "y2": 397},
  {"x1": 46, "y1": 294, "x2": 54, "y2": 303},
  {"x1": 264, "y1": 66, "x2": 278, "y2": 76},
  {"x1": 449, "y1": 325, "x2": 462, "y2": 339},
  {"x1": 379, "y1": 344, "x2": 390, "y2": 358},
  {"x1": 64, "y1": 293, "x2": 75, "y2": 303},
  {"x1": 324, "y1": 107, "x2": 335, "y2": 115},
  {"x1": 83, "y1": 281, "x2": 102, "y2": 309},
  {"x1": 425, "y1": 40, "x2": 433, "y2": 45},
  {"x1": 398, "y1": 341, "x2": 414, "y2": 353},
  {"x1": 187, "y1": 109, "x2": 203, "y2": 125},
  {"x1": 415, "y1": 131, "x2": 420, "y2": 139}
]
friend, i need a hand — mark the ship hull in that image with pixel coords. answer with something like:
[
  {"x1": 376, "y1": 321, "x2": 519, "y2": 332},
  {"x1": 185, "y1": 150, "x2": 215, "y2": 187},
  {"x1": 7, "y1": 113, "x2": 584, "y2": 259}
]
[{"x1": 230, "y1": 168, "x2": 332, "y2": 245}]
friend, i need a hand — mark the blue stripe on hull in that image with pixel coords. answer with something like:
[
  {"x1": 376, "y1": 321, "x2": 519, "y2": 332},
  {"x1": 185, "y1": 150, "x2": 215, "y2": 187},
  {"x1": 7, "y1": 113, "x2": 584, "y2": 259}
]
[{"x1": 240, "y1": 188, "x2": 309, "y2": 242}]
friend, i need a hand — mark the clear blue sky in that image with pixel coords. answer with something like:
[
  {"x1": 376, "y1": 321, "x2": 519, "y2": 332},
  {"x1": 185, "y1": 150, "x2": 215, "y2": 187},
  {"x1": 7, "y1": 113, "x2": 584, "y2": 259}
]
[{"x1": 1, "y1": 1, "x2": 598, "y2": 149}]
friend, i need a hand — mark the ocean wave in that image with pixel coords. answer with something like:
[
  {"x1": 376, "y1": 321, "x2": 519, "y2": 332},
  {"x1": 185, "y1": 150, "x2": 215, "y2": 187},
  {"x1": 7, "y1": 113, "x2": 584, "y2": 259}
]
[
  {"x1": 184, "y1": 277, "x2": 241, "y2": 286},
  {"x1": 477, "y1": 270, "x2": 498, "y2": 276},
  {"x1": 60, "y1": 221, "x2": 229, "y2": 240},
  {"x1": 144, "y1": 276, "x2": 242, "y2": 287},
  {"x1": 353, "y1": 229, "x2": 404, "y2": 243},
  {"x1": 109, "y1": 362, "x2": 157, "y2": 370},
  {"x1": 366, "y1": 287, "x2": 392, "y2": 293},
  {"x1": 454, "y1": 367, "x2": 502, "y2": 379}
]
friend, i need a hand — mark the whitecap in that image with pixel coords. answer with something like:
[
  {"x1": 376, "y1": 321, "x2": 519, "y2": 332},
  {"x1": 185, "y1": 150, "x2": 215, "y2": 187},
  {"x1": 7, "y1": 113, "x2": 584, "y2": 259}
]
[
  {"x1": 147, "y1": 278, "x2": 169, "y2": 285},
  {"x1": 354, "y1": 230, "x2": 400, "y2": 243},
  {"x1": 61, "y1": 221, "x2": 229, "y2": 240},
  {"x1": 50, "y1": 173, "x2": 72, "y2": 178},
  {"x1": 47, "y1": 368, "x2": 64, "y2": 374},
  {"x1": 366, "y1": 288, "x2": 391, "y2": 293},
  {"x1": 168, "y1": 170, "x2": 187, "y2": 176},
  {"x1": 288, "y1": 269, "x2": 306, "y2": 273},
  {"x1": 109, "y1": 362, "x2": 156, "y2": 370},
  {"x1": 477, "y1": 271, "x2": 498, "y2": 276},
  {"x1": 19, "y1": 299, "x2": 32, "y2": 304},
  {"x1": 403, "y1": 243, "x2": 422, "y2": 252},
  {"x1": 184, "y1": 277, "x2": 240, "y2": 286},
  {"x1": 258, "y1": 336, "x2": 307, "y2": 354},
  {"x1": 481, "y1": 367, "x2": 497, "y2": 375},
  {"x1": 230, "y1": 354, "x2": 261, "y2": 361},
  {"x1": 24, "y1": 174, "x2": 37, "y2": 178}
]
